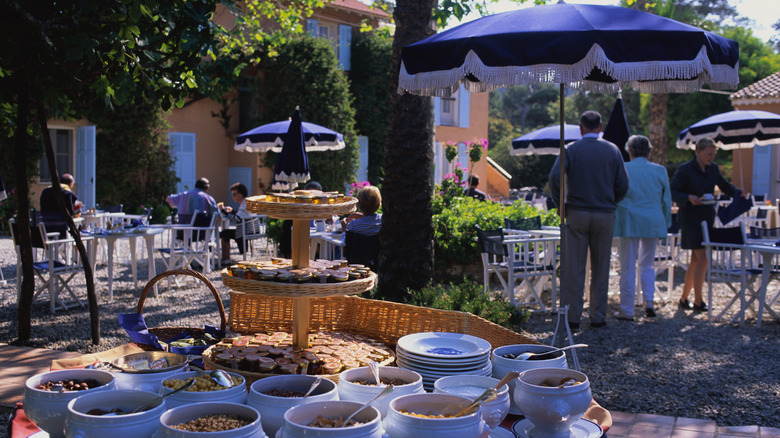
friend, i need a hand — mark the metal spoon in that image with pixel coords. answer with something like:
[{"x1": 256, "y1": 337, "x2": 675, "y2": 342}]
[
  {"x1": 342, "y1": 385, "x2": 393, "y2": 426},
  {"x1": 303, "y1": 377, "x2": 323, "y2": 397},
  {"x1": 494, "y1": 371, "x2": 520, "y2": 390},
  {"x1": 515, "y1": 344, "x2": 588, "y2": 361},
  {"x1": 368, "y1": 361, "x2": 381, "y2": 385},
  {"x1": 104, "y1": 378, "x2": 195, "y2": 415},
  {"x1": 452, "y1": 388, "x2": 498, "y2": 418}
]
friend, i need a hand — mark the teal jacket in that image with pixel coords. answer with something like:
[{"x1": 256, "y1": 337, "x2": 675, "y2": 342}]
[{"x1": 614, "y1": 157, "x2": 672, "y2": 238}]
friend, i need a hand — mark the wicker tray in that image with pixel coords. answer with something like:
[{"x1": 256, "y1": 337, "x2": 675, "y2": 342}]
[
  {"x1": 136, "y1": 269, "x2": 227, "y2": 351},
  {"x1": 221, "y1": 269, "x2": 376, "y2": 298},
  {"x1": 245, "y1": 195, "x2": 357, "y2": 220},
  {"x1": 201, "y1": 344, "x2": 395, "y2": 385},
  {"x1": 228, "y1": 294, "x2": 537, "y2": 349}
]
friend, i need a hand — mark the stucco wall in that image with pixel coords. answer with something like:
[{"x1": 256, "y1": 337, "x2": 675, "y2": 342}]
[{"x1": 731, "y1": 101, "x2": 780, "y2": 197}]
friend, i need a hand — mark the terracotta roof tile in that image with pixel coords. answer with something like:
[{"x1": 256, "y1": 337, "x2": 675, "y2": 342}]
[
  {"x1": 329, "y1": 0, "x2": 389, "y2": 18},
  {"x1": 731, "y1": 71, "x2": 780, "y2": 101}
]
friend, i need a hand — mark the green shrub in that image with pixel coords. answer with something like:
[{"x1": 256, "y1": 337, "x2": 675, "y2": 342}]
[
  {"x1": 432, "y1": 197, "x2": 559, "y2": 270},
  {"x1": 149, "y1": 204, "x2": 171, "y2": 225},
  {"x1": 408, "y1": 278, "x2": 530, "y2": 327}
]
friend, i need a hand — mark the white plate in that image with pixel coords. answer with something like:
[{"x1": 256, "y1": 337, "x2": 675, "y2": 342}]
[
  {"x1": 395, "y1": 357, "x2": 489, "y2": 373},
  {"x1": 397, "y1": 332, "x2": 492, "y2": 359},
  {"x1": 396, "y1": 349, "x2": 490, "y2": 368},
  {"x1": 396, "y1": 359, "x2": 492, "y2": 377},
  {"x1": 489, "y1": 427, "x2": 516, "y2": 438},
  {"x1": 512, "y1": 418, "x2": 602, "y2": 438}
]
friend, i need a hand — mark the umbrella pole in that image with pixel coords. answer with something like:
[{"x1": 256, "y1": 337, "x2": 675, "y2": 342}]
[{"x1": 558, "y1": 83, "x2": 566, "y2": 313}]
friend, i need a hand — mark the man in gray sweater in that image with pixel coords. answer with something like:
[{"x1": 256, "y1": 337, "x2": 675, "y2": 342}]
[{"x1": 549, "y1": 110, "x2": 629, "y2": 329}]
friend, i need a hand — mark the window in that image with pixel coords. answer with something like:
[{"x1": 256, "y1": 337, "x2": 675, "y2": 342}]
[
  {"x1": 239, "y1": 76, "x2": 259, "y2": 133},
  {"x1": 40, "y1": 129, "x2": 73, "y2": 183},
  {"x1": 319, "y1": 26, "x2": 329, "y2": 39},
  {"x1": 440, "y1": 97, "x2": 456, "y2": 126}
]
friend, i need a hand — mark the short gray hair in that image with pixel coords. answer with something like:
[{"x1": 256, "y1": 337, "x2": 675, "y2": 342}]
[{"x1": 626, "y1": 135, "x2": 651, "y2": 158}]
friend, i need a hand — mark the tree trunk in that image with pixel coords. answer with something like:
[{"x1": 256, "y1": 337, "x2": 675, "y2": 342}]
[
  {"x1": 378, "y1": 0, "x2": 437, "y2": 302},
  {"x1": 648, "y1": 93, "x2": 668, "y2": 165},
  {"x1": 36, "y1": 102, "x2": 101, "y2": 344},
  {"x1": 14, "y1": 75, "x2": 34, "y2": 344}
]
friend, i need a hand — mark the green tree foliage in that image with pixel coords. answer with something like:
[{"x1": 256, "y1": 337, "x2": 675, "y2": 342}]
[
  {"x1": 257, "y1": 36, "x2": 359, "y2": 191},
  {"x1": 350, "y1": 30, "x2": 393, "y2": 185},
  {"x1": 80, "y1": 98, "x2": 177, "y2": 213}
]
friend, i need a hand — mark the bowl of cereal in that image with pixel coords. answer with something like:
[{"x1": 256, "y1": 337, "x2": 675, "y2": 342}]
[
  {"x1": 247, "y1": 375, "x2": 338, "y2": 437},
  {"x1": 277, "y1": 400, "x2": 384, "y2": 438},
  {"x1": 24, "y1": 369, "x2": 116, "y2": 438},
  {"x1": 160, "y1": 370, "x2": 246, "y2": 409},
  {"x1": 65, "y1": 389, "x2": 167, "y2": 438},
  {"x1": 338, "y1": 366, "x2": 424, "y2": 418},
  {"x1": 155, "y1": 402, "x2": 265, "y2": 437},
  {"x1": 384, "y1": 393, "x2": 488, "y2": 438}
]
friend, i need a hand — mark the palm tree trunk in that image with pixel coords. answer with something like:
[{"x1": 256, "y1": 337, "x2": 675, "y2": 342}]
[
  {"x1": 378, "y1": 0, "x2": 437, "y2": 302},
  {"x1": 648, "y1": 93, "x2": 668, "y2": 164}
]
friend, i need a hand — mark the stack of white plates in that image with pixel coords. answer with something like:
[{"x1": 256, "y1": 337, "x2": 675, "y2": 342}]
[{"x1": 395, "y1": 332, "x2": 492, "y2": 391}]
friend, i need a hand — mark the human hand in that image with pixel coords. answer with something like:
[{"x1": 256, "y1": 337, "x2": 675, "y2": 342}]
[{"x1": 689, "y1": 194, "x2": 703, "y2": 205}]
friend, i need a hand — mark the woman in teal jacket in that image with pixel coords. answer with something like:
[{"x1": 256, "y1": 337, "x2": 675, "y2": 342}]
[{"x1": 614, "y1": 135, "x2": 672, "y2": 319}]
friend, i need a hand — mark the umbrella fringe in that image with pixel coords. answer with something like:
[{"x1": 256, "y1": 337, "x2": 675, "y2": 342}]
[
  {"x1": 275, "y1": 171, "x2": 311, "y2": 184},
  {"x1": 399, "y1": 45, "x2": 738, "y2": 96}
]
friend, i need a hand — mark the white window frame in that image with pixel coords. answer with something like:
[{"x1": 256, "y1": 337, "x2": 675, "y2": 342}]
[{"x1": 39, "y1": 127, "x2": 75, "y2": 183}]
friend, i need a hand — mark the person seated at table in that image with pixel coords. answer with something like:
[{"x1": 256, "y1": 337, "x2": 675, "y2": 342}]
[
  {"x1": 279, "y1": 181, "x2": 322, "y2": 258},
  {"x1": 342, "y1": 185, "x2": 382, "y2": 268},
  {"x1": 219, "y1": 182, "x2": 252, "y2": 265},
  {"x1": 465, "y1": 175, "x2": 488, "y2": 201},
  {"x1": 40, "y1": 173, "x2": 83, "y2": 237},
  {"x1": 166, "y1": 177, "x2": 218, "y2": 225}
]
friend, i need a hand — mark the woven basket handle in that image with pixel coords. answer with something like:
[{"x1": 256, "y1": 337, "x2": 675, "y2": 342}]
[{"x1": 137, "y1": 269, "x2": 227, "y2": 333}]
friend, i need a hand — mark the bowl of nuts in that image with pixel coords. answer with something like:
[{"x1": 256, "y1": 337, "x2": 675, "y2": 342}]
[
  {"x1": 65, "y1": 389, "x2": 167, "y2": 438},
  {"x1": 156, "y1": 402, "x2": 265, "y2": 437},
  {"x1": 24, "y1": 369, "x2": 116, "y2": 438},
  {"x1": 277, "y1": 400, "x2": 384, "y2": 438},
  {"x1": 247, "y1": 375, "x2": 338, "y2": 437},
  {"x1": 338, "y1": 366, "x2": 424, "y2": 418},
  {"x1": 160, "y1": 370, "x2": 247, "y2": 409}
]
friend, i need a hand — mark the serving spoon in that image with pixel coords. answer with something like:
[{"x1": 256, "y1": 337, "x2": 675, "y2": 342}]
[
  {"x1": 368, "y1": 361, "x2": 381, "y2": 385},
  {"x1": 447, "y1": 371, "x2": 519, "y2": 418},
  {"x1": 515, "y1": 344, "x2": 588, "y2": 361},
  {"x1": 342, "y1": 385, "x2": 394, "y2": 426},
  {"x1": 303, "y1": 377, "x2": 323, "y2": 397}
]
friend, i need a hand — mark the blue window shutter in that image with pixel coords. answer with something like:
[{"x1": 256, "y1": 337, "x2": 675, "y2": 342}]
[
  {"x1": 434, "y1": 97, "x2": 441, "y2": 126},
  {"x1": 458, "y1": 85, "x2": 470, "y2": 128},
  {"x1": 339, "y1": 25, "x2": 352, "y2": 70},
  {"x1": 458, "y1": 142, "x2": 468, "y2": 168},
  {"x1": 168, "y1": 132, "x2": 197, "y2": 193},
  {"x1": 76, "y1": 125, "x2": 96, "y2": 209},
  {"x1": 307, "y1": 19, "x2": 318, "y2": 37}
]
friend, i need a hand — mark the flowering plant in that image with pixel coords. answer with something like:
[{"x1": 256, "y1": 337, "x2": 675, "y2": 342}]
[
  {"x1": 348, "y1": 180, "x2": 370, "y2": 197},
  {"x1": 468, "y1": 138, "x2": 488, "y2": 164},
  {"x1": 444, "y1": 141, "x2": 458, "y2": 163},
  {"x1": 436, "y1": 163, "x2": 466, "y2": 207}
]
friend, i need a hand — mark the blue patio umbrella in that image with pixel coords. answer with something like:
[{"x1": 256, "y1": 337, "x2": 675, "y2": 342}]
[
  {"x1": 272, "y1": 108, "x2": 311, "y2": 191},
  {"x1": 511, "y1": 124, "x2": 581, "y2": 156},
  {"x1": 602, "y1": 97, "x2": 631, "y2": 162},
  {"x1": 676, "y1": 110, "x2": 780, "y2": 150},
  {"x1": 398, "y1": 1, "x2": 739, "y2": 317},
  {"x1": 235, "y1": 114, "x2": 345, "y2": 153}
]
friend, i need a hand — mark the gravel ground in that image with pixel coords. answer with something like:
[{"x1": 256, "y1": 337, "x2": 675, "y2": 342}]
[{"x1": 1, "y1": 233, "x2": 778, "y2": 432}]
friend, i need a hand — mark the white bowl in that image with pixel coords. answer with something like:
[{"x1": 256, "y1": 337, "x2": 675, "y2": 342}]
[
  {"x1": 160, "y1": 371, "x2": 247, "y2": 409},
  {"x1": 277, "y1": 400, "x2": 384, "y2": 438},
  {"x1": 247, "y1": 375, "x2": 338, "y2": 437},
  {"x1": 385, "y1": 393, "x2": 488, "y2": 438},
  {"x1": 433, "y1": 375, "x2": 510, "y2": 431},
  {"x1": 338, "y1": 367, "x2": 424, "y2": 418},
  {"x1": 113, "y1": 366, "x2": 189, "y2": 393},
  {"x1": 514, "y1": 368, "x2": 592, "y2": 438},
  {"x1": 491, "y1": 344, "x2": 567, "y2": 415},
  {"x1": 65, "y1": 389, "x2": 166, "y2": 438},
  {"x1": 24, "y1": 369, "x2": 116, "y2": 438},
  {"x1": 155, "y1": 402, "x2": 266, "y2": 438}
]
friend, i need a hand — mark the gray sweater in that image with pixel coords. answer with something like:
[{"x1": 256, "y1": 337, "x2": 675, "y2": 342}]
[{"x1": 549, "y1": 136, "x2": 629, "y2": 213}]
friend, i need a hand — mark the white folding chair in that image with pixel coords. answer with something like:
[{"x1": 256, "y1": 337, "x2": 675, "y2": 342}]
[
  {"x1": 476, "y1": 227, "x2": 510, "y2": 295},
  {"x1": 236, "y1": 215, "x2": 270, "y2": 260},
  {"x1": 701, "y1": 221, "x2": 756, "y2": 326},
  {"x1": 171, "y1": 212, "x2": 221, "y2": 276},
  {"x1": 10, "y1": 219, "x2": 86, "y2": 313},
  {"x1": 505, "y1": 233, "x2": 559, "y2": 312}
]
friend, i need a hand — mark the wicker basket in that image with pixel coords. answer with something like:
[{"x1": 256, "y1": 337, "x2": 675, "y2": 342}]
[
  {"x1": 201, "y1": 344, "x2": 395, "y2": 385},
  {"x1": 228, "y1": 294, "x2": 536, "y2": 349},
  {"x1": 221, "y1": 269, "x2": 376, "y2": 298},
  {"x1": 245, "y1": 195, "x2": 358, "y2": 220},
  {"x1": 135, "y1": 269, "x2": 228, "y2": 351}
]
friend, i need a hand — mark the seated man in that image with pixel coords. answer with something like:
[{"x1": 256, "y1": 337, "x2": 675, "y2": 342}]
[
  {"x1": 219, "y1": 182, "x2": 253, "y2": 265},
  {"x1": 166, "y1": 177, "x2": 218, "y2": 225},
  {"x1": 465, "y1": 175, "x2": 488, "y2": 201},
  {"x1": 342, "y1": 185, "x2": 382, "y2": 268},
  {"x1": 39, "y1": 173, "x2": 83, "y2": 236}
]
